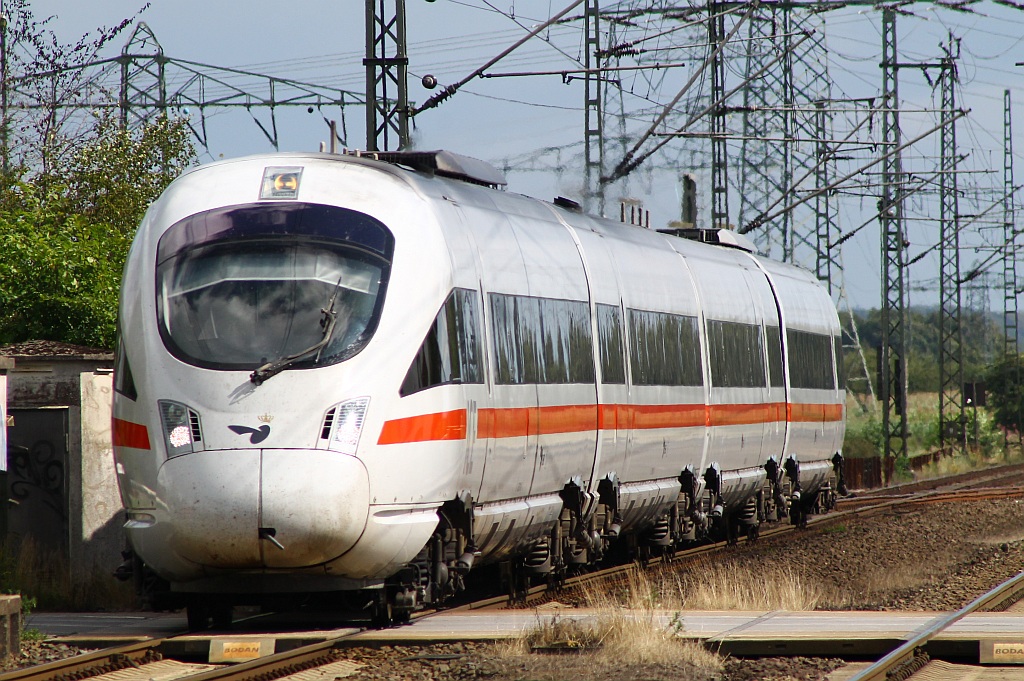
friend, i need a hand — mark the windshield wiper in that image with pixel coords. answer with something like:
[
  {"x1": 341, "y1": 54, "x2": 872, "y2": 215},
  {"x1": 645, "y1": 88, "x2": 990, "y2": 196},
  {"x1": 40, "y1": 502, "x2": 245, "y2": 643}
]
[{"x1": 250, "y1": 277, "x2": 343, "y2": 386}]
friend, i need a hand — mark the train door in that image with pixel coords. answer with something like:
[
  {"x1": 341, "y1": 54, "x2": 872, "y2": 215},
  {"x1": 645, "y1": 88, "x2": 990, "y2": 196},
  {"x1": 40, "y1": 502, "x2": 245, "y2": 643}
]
[
  {"x1": 750, "y1": 261, "x2": 792, "y2": 462},
  {"x1": 508, "y1": 211, "x2": 596, "y2": 498},
  {"x1": 752, "y1": 268, "x2": 788, "y2": 462},
  {"x1": 430, "y1": 199, "x2": 497, "y2": 500},
  {"x1": 570, "y1": 227, "x2": 628, "y2": 492},
  {"x1": 455, "y1": 203, "x2": 537, "y2": 502}
]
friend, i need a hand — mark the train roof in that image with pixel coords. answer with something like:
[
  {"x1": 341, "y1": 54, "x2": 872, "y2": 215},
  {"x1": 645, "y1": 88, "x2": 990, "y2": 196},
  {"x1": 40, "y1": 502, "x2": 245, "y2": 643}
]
[{"x1": 170, "y1": 150, "x2": 820, "y2": 278}]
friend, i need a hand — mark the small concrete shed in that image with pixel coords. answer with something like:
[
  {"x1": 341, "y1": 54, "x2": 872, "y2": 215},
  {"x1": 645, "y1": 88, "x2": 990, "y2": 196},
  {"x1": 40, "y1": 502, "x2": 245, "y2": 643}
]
[{"x1": 0, "y1": 341, "x2": 122, "y2": 587}]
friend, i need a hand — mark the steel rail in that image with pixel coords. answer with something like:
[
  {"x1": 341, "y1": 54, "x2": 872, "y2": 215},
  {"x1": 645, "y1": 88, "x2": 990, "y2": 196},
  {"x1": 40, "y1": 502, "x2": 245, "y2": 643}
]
[
  {"x1": 0, "y1": 640, "x2": 165, "y2": 681},
  {"x1": 848, "y1": 570, "x2": 1024, "y2": 681}
]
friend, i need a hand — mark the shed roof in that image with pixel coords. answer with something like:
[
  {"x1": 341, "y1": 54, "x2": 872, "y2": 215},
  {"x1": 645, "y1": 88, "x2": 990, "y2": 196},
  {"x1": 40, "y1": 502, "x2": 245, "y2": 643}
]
[{"x1": 0, "y1": 340, "x2": 114, "y2": 361}]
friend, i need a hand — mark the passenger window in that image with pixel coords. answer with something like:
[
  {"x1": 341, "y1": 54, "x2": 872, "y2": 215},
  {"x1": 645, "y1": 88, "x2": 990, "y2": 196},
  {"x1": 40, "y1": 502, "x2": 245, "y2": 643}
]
[
  {"x1": 596, "y1": 304, "x2": 626, "y2": 384},
  {"x1": 518, "y1": 296, "x2": 544, "y2": 384},
  {"x1": 707, "y1": 320, "x2": 766, "y2": 388},
  {"x1": 490, "y1": 293, "x2": 521, "y2": 384},
  {"x1": 628, "y1": 309, "x2": 702, "y2": 386},
  {"x1": 564, "y1": 300, "x2": 596, "y2": 384},
  {"x1": 400, "y1": 289, "x2": 484, "y2": 396},
  {"x1": 786, "y1": 328, "x2": 835, "y2": 390},
  {"x1": 765, "y1": 325, "x2": 785, "y2": 387},
  {"x1": 834, "y1": 335, "x2": 845, "y2": 390},
  {"x1": 490, "y1": 293, "x2": 595, "y2": 385}
]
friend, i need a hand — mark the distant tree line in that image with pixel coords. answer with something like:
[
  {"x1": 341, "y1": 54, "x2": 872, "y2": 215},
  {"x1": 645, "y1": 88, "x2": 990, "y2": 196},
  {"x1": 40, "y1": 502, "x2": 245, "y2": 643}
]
[
  {"x1": 840, "y1": 308, "x2": 1023, "y2": 435},
  {"x1": 840, "y1": 307, "x2": 1008, "y2": 395}
]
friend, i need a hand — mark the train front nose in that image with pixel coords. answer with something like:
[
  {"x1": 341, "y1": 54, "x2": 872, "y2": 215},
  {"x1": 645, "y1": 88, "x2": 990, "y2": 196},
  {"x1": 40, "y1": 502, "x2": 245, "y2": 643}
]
[{"x1": 159, "y1": 449, "x2": 369, "y2": 569}]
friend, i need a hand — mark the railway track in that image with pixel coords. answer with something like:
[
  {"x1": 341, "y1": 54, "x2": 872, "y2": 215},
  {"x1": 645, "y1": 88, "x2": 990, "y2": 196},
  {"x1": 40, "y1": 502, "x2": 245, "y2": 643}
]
[
  {"x1": 847, "y1": 570, "x2": 1024, "y2": 681},
  {"x1": 467, "y1": 462, "x2": 1024, "y2": 611},
  {"x1": 6, "y1": 462, "x2": 1024, "y2": 681}
]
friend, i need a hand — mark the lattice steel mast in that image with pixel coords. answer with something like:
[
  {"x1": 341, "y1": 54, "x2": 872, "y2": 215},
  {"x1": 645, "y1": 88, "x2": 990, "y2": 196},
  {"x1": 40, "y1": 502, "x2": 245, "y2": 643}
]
[
  {"x1": 938, "y1": 35, "x2": 964, "y2": 452},
  {"x1": 879, "y1": 8, "x2": 909, "y2": 479},
  {"x1": 739, "y1": 7, "x2": 792, "y2": 257},
  {"x1": 1005, "y1": 89, "x2": 1022, "y2": 446},
  {"x1": 709, "y1": 3, "x2": 730, "y2": 229},
  {"x1": 118, "y1": 23, "x2": 165, "y2": 128},
  {"x1": 583, "y1": 0, "x2": 605, "y2": 214},
  {"x1": 365, "y1": 0, "x2": 410, "y2": 151}
]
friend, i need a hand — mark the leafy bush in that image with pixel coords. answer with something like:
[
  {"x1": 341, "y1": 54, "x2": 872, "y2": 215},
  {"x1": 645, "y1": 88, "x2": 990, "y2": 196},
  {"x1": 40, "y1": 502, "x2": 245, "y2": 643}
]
[{"x1": 984, "y1": 353, "x2": 1023, "y2": 435}]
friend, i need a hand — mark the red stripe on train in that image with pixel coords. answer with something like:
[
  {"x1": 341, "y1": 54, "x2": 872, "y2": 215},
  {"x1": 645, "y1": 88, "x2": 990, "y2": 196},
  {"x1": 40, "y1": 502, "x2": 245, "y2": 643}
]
[{"x1": 112, "y1": 418, "x2": 152, "y2": 450}]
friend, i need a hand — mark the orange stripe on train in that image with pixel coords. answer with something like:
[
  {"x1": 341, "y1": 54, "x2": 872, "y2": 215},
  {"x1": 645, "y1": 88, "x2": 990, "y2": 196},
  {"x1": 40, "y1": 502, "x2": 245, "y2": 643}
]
[
  {"x1": 377, "y1": 409, "x2": 467, "y2": 445},
  {"x1": 377, "y1": 401, "x2": 843, "y2": 445}
]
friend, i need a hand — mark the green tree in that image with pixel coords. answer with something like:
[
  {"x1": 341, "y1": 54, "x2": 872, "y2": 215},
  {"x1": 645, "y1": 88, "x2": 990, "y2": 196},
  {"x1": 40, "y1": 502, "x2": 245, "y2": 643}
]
[
  {"x1": 0, "y1": 115, "x2": 195, "y2": 347},
  {"x1": 984, "y1": 353, "x2": 1023, "y2": 434}
]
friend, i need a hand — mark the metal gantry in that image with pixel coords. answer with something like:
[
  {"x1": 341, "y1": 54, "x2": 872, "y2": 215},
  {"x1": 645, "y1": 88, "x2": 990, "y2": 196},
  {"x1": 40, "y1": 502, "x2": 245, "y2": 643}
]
[
  {"x1": 118, "y1": 23, "x2": 166, "y2": 129},
  {"x1": 738, "y1": 7, "x2": 829, "y2": 264},
  {"x1": 938, "y1": 36, "x2": 965, "y2": 452},
  {"x1": 365, "y1": 0, "x2": 410, "y2": 151},
  {"x1": 4, "y1": 25, "x2": 365, "y2": 155},
  {"x1": 813, "y1": 101, "x2": 837, "y2": 289},
  {"x1": 879, "y1": 8, "x2": 909, "y2": 479}
]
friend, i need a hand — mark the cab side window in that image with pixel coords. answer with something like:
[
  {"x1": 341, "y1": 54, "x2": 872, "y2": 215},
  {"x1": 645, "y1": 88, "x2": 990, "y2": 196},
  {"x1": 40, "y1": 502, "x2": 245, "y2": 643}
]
[{"x1": 400, "y1": 289, "x2": 483, "y2": 396}]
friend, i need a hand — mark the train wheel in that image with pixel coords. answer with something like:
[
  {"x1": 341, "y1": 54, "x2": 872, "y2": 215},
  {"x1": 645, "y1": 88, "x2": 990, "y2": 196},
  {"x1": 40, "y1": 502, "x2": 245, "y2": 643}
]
[{"x1": 370, "y1": 592, "x2": 394, "y2": 628}]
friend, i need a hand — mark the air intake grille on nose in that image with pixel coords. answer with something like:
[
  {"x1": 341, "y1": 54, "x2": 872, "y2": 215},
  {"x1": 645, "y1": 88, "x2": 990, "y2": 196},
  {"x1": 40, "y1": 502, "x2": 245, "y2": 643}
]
[
  {"x1": 188, "y1": 409, "x2": 202, "y2": 442},
  {"x1": 320, "y1": 408, "x2": 336, "y2": 440}
]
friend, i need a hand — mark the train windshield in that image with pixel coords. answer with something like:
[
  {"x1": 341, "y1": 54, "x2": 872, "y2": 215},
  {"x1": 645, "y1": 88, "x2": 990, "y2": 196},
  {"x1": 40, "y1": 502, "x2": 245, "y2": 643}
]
[{"x1": 155, "y1": 203, "x2": 394, "y2": 371}]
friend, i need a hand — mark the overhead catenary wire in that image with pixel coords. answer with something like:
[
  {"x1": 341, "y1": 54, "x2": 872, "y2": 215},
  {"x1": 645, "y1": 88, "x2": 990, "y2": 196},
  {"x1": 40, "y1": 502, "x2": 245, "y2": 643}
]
[{"x1": 412, "y1": 0, "x2": 587, "y2": 115}]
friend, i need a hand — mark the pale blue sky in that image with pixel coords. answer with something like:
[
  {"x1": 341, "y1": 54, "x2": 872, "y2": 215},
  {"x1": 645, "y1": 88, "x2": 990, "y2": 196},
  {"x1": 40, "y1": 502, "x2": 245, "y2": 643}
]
[{"x1": 25, "y1": 1, "x2": 1024, "y2": 311}]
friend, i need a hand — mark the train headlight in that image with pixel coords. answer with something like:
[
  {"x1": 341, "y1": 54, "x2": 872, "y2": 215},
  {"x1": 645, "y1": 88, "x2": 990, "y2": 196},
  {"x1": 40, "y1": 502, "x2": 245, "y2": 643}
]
[
  {"x1": 327, "y1": 397, "x2": 370, "y2": 456},
  {"x1": 158, "y1": 400, "x2": 203, "y2": 458}
]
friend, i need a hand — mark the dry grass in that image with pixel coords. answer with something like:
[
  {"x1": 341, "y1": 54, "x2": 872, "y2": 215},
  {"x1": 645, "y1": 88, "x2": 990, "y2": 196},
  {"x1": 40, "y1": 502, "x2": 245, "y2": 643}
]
[
  {"x1": 501, "y1": 566, "x2": 723, "y2": 678},
  {"x1": 916, "y1": 442, "x2": 1024, "y2": 480},
  {"x1": 500, "y1": 561, "x2": 827, "y2": 678},
  {"x1": 1, "y1": 538, "x2": 137, "y2": 611},
  {"x1": 581, "y1": 561, "x2": 825, "y2": 612},
  {"x1": 502, "y1": 609, "x2": 721, "y2": 675},
  {"x1": 667, "y1": 560, "x2": 825, "y2": 611}
]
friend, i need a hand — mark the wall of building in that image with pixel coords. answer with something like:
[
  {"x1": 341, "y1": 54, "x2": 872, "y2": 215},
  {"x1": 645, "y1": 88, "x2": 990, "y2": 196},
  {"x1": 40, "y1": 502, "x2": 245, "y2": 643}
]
[{"x1": 74, "y1": 370, "x2": 122, "y2": 581}]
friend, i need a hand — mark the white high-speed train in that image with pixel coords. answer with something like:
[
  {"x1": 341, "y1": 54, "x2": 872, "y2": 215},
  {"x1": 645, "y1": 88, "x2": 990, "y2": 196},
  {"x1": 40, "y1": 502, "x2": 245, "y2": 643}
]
[{"x1": 111, "y1": 149, "x2": 846, "y2": 628}]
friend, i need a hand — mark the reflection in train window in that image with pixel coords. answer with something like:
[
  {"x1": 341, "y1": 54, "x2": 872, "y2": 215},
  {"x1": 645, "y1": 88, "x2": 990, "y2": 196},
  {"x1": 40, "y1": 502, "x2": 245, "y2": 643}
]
[
  {"x1": 489, "y1": 293, "x2": 595, "y2": 385},
  {"x1": 400, "y1": 288, "x2": 484, "y2": 396},
  {"x1": 628, "y1": 309, "x2": 703, "y2": 386},
  {"x1": 596, "y1": 304, "x2": 626, "y2": 384},
  {"x1": 706, "y1": 320, "x2": 765, "y2": 388},
  {"x1": 786, "y1": 328, "x2": 835, "y2": 390},
  {"x1": 765, "y1": 324, "x2": 785, "y2": 388}
]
